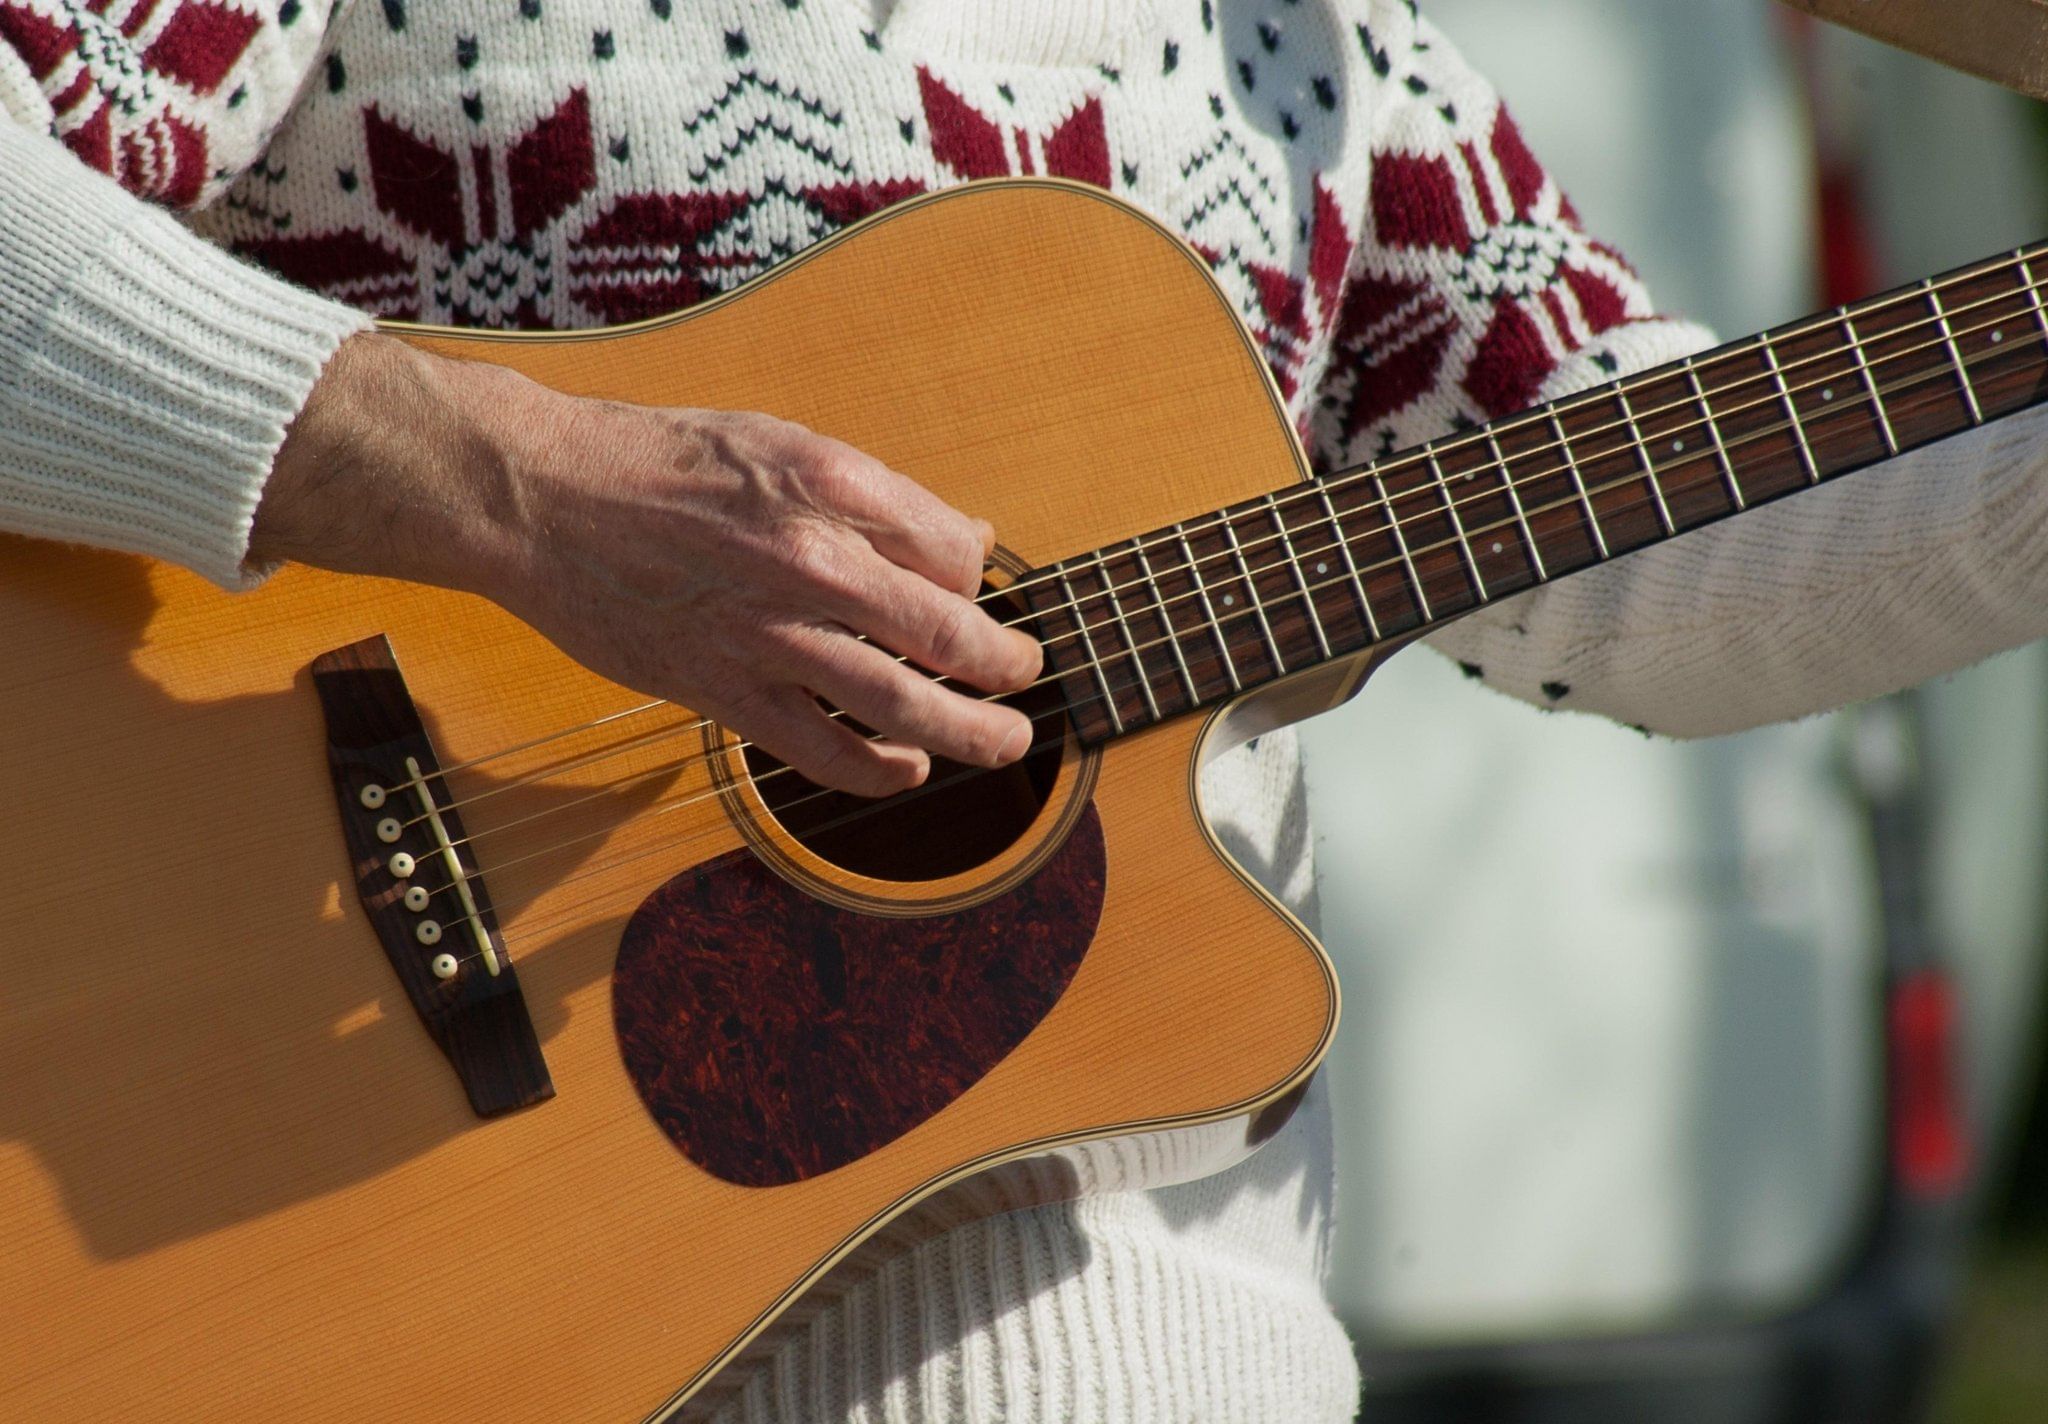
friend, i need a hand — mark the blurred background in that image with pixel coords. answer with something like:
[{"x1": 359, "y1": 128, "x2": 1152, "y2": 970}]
[{"x1": 1299, "y1": 3, "x2": 2048, "y2": 1419}]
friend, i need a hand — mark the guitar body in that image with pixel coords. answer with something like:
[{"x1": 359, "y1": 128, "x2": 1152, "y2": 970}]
[{"x1": 0, "y1": 182, "x2": 1341, "y2": 1421}]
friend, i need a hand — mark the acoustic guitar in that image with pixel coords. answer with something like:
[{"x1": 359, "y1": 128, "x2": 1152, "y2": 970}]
[{"x1": 2, "y1": 179, "x2": 2041, "y2": 1421}]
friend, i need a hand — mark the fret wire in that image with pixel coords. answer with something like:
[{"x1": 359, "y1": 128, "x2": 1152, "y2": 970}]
[
  {"x1": 1005, "y1": 301, "x2": 2048, "y2": 747},
  {"x1": 1681, "y1": 357, "x2": 1745, "y2": 510},
  {"x1": 1054, "y1": 563, "x2": 1125, "y2": 736},
  {"x1": 1220, "y1": 516, "x2": 1288, "y2": 675},
  {"x1": 1035, "y1": 248, "x2": 2037, "y2": 632},
  {"x1": 1840, "y1": 311, "x2": 1899, "y2": 455},
  {"x1": 1092, "y1": 550, "x2": 1159, "y2": 723},
  {"x1": 1005, "y1": 253, "x2": 2040, "y2": 655},
  {"x1": 1175, "y1": 522, "x2": 1242, "y2": 692},
  {"x1": 1609, "y1": 388, "x2": 1677, "y2": 534},
  {"x1": 1265, "y1": 493, "x2": 1332, "y2": 659},
  {"x1": 1759, "y1": 340, "x2": 1821, "y2": 486},
  {"x1": 1425, "y1": 451, "x2": 1489, "y2": 603},
  {"x1": 2020, "y1": 249, "x2": 2048, "y2": 357},
  {"x1": 1364, "y1": 466, "x2": 1435, "y2": 621},
  {"x1": 1231, "y1": 325, "x2": 2037, "y2": 668},
  {"x1": 1924, "y1": 277, "x2": 1984, "y2": 425},
  {"x1": 1314, "y1": 484, "x2": 1382, "y2": 641},
  {"x1": 1130, "y1": 536, "x2": 1200, "y2": 705},
  {"x1": 1025, "y1": 261, "x2": 2048, "y2": 707},
  {"x1": 1544, "y1": 412, "x2": 1610, "y2": 559},
  {"x1": 1121, "y1": 279, "x2": 2046, "y2": 677},
  {"x1": 1483, "y1": 428, "x2": 1548, "y2": 580}
]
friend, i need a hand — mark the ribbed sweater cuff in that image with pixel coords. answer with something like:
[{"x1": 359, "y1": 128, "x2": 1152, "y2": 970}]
[{"x1": 0, "y1": 124, "x2": 371, "y2": 589}]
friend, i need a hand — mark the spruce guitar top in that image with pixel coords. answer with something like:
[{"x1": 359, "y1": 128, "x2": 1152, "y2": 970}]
[{"x1": 2, "y1": 179, "x2": 2042, "y2": 1421}]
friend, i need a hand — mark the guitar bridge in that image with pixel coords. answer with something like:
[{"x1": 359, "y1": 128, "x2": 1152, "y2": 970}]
[{"x1": 310, "y1": 634, "x2": 554, "y2": 1118}]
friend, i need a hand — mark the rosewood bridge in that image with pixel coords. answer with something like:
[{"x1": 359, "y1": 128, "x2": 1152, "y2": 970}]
[{"x1": 312, "y1": 633, "x2": 553, "y2": 1117}]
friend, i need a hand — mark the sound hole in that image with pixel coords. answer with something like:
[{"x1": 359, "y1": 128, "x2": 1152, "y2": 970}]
[{"x1": 741, "y1": 587, "x2": 1065, "y2": 882}]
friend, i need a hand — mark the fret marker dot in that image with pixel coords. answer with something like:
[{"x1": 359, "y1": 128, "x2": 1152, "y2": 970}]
[
  {"x1": 1672, "y1": 439, "x2": 1685, "y2": 452},
  {"x1": 1822, "y1": 387, "x2": 1834, "y2": 401},
  {"x1": 1993, "y1": 329, "x2": 2005, "y2": 343},
  {"x1": 1221, "y1": 593, "x2": 1235, "y2": 606},
  {"x1": 1315, "y1": 561, "x2": 1328, "y2": 575},
  {"x1": 1490, "y1": 541, "x2": 1503, "y2": 554}
]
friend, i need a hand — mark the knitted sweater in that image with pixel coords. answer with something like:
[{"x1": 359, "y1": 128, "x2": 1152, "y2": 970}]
[{"x1": 5, "y1": 2, "x2": 2048, "y2": 1421}]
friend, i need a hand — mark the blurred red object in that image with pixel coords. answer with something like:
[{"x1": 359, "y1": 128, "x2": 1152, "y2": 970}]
[
  {"x1": 1889, "y1": 969, "x2": 1972, "y2": 1198},
  {"x1": 1782, "y1": 9, "x2": 1881, "y2": 306}
]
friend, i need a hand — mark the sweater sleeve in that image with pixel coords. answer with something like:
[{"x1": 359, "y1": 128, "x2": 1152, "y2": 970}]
[
  {"x1": 1314, "y1": 1, "x2": 2048, "y2": 738},
  {"x1": 0, "y1": 118, "x2": 369, "y2": 588}
]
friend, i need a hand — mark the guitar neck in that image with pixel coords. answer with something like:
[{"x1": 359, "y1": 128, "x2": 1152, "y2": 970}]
[{"x1": 1031, "y1": 240, "x2": 2048, "y2": 746}]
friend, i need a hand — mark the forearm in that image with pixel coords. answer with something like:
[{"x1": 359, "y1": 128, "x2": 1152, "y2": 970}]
[{"x1": 0, "y1": 121, "x2": 368, "y2": 586}]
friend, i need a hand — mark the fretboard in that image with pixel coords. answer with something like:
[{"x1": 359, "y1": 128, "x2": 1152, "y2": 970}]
[{"x1": 1029, "y1": 241, "x2": 2048, "y2": 745}]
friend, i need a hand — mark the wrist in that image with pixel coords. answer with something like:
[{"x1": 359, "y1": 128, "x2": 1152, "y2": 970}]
[{"x1": 255, "y1": 331, "x2": 537, "y2": 594}]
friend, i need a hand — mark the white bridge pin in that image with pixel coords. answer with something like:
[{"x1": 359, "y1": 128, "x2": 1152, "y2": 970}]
[
  {"x1": 388, "y1": 852, "x2": 416, "y2": 878},
  {"x1": 416, "y1": 920, "x2": 443, "y2": 946},
  {"x1": 431, "y1": 953, "x2": 459, "y2": 980},
  {"x1": 403, "y1": 885, "x2": 431, "y2": 913},
  {"x1": 358, "y1": 783, "x2": 387, "y2": 810},
  {"x1": 376, "y1": 817, "x2": 404, "y2": 844}
]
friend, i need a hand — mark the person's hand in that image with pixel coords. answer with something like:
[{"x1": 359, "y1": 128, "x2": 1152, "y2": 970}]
[{"x1": 256, "y1": 332, "x2": 1044, "y2": 796}]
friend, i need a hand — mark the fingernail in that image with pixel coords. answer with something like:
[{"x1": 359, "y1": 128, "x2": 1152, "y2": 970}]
[{"x1": 993, "y1": 720, "x2": 1031, "y2": 765}]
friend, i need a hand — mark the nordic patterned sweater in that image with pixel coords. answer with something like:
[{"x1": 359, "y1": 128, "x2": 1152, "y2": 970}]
[{"x1": 5, "y1": 2, "x2": 2048, "y2": 1421}]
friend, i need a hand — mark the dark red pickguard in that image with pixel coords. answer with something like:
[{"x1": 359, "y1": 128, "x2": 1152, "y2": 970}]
[{"x1": 612, "y1": 807, "x2": 1107, "y2": 1186}]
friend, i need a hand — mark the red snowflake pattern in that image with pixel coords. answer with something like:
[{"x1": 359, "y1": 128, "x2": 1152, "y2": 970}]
[
  {"x1": 1327, "y1": 105, "x2": 1642, "y2": 446},
  {"x1": 232, "y1": 70, "x2": 1121, "y2": 330},
  {"x1": 239, "y1": 89, "x2": 599, "y2": 325},
  {"x1": 0, "y1": 0, "x2": 260, "y2": 206}
]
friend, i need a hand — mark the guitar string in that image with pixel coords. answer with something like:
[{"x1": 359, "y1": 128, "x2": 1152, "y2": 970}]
[
  {"x1": 383, "y1": 274, "x2": 2045, "y2": 855},
  {"x1": 390, "y1": 281, "x2": 2044, "y2": 877},
  {"x1": 445, "y1": 340, "x2": 1999, "y2": 971},
  {"x1": 365, "y1": 246, "x2": 2047, "y2": 806},
  {"x1": 420, "y1": 357, "x2": 2012, "y2": 970},
  {"x1": 467, "y1": 724, "x2": 1089, "y2": 959}
]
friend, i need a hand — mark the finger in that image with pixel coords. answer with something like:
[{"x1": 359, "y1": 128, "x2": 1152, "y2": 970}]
[
  {"x1": 799, "y1": 635, "x2": 1035, "y2": 770},
  {"x1": 821, "y1": 445, "x2": 992, "y2": 597},
  {"x1": 849, "y1": 564, "x2": 1042, "y2": 691},
  {"x1": 723, "y1": 683, "x2": 929, "y2": 798}
]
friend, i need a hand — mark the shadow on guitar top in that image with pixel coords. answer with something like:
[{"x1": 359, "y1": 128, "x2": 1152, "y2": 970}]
[{"x1": 0, "y1": 545, "x2": 673, "y2": 1260}]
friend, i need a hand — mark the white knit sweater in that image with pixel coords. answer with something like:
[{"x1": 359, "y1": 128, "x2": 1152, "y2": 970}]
[{"x1": 5, "y1": 2, "x2": 2048, "y2": 1420}]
